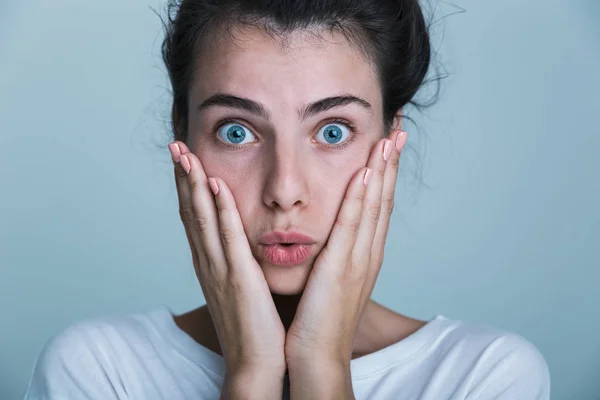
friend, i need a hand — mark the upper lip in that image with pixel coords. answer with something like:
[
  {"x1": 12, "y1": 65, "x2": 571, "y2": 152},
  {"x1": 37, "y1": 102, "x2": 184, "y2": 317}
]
[{"x1": 259, "y1": 230, "x2": 316, "y2": 245}]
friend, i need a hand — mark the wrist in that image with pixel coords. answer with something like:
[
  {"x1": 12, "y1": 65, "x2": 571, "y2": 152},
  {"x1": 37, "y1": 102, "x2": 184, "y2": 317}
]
[
  {"x1": 221, "y1": 366, "x2": 286, "y2": 400},
  {"x1": 286, "y1": 346, "x2": 351, "y2": 371},
  {"x1": 287, "y1": 356, "x2": 349, "y2": 378},
  {"x1": 287, "y1": 357, "x2": 353, "y2": 399},
  {"x1": 285, "y1": 334, "x2": 352, "y2": 368}
]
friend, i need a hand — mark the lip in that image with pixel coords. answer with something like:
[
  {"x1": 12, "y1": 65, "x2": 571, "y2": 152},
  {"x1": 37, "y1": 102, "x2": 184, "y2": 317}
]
[
  {"x1": 258, "y1": 230, "x2": 316, "y2": 267},
  {"x1": 258, "y1": 230, "x2": 316, "y2": 245},
  {"x1": 261, "y1": 243, "x2": 314, "y2": 266}
]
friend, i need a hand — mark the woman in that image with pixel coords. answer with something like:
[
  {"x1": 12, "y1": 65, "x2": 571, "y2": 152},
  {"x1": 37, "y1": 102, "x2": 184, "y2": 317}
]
[{"x1": 24, "y1": 0, "x2": 550, "y2": 399}]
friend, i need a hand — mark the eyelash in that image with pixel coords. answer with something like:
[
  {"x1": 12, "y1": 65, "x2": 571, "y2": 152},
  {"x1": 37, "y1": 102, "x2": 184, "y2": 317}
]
[
  {"x1": 318, "y1": 118, "x2": 358, "y2": 150},
  {"x1": 212, "y1": 118, "x2": 254, "y2": 151},
  {"x1": 212, "y1": 118, "x2": 358, "y2": 151}
]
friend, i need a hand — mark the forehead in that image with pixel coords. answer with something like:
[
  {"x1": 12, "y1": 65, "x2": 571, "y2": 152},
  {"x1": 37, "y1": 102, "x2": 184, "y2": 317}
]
[{"x1": 190, "y1": 26, "x2": 382, "y2": 111}]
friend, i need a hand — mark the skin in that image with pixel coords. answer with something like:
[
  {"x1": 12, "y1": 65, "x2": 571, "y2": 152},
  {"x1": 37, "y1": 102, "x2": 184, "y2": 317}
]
[{"x1": 168, "y1": 26, "x2": 427, "y2": 399}]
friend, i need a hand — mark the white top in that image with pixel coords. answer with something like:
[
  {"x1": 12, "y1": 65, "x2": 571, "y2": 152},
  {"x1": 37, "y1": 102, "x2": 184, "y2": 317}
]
[{"x1": 24, "y1": 306, "x2": 550, "y2": 399}]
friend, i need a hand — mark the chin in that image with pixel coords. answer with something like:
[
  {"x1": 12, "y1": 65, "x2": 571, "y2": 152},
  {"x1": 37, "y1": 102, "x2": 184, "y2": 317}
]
[{"x1": 261, "y1": 262, "x2": 312, "y2": 295}]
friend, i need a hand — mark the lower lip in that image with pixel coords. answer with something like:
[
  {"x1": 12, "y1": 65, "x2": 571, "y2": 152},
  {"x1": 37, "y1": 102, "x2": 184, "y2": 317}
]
[{"x1": 261, "y1": 244, "x2": 313, "y2": 266}]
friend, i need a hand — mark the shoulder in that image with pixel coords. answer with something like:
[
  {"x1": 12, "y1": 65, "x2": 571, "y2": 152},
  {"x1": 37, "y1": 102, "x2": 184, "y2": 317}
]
[
  {"x1": 24, "y1": 308, "x2": 166, "y2": 399},
  {"x1": 431, "y1": 317, "x2": 551, "y2": 399}
]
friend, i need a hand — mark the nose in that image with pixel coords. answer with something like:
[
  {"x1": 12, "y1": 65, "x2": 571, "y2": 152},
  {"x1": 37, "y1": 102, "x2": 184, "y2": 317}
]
[{"x1": 262, "y1": 142, "x2": 310, "y2": 211}]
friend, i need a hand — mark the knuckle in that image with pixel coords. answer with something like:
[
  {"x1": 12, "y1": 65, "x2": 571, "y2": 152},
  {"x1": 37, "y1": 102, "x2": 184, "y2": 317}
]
[
  {"x1": 194, "y1": 216, "x2": 210, "y2": 233},
  {"x1": 179, "y1": 206, "x2": 195, "y2": 223},
  {"x1": 367, "y1": 204, "x2": 381, "y2": 222},
  {"x1": 188, "y1": 179, "x2": 200, "y2": 192},
  {"x1": 354, "y1": 190, "x2": 365, "y2": 203},
  {"x1": 175, "y1": 165, "x2": 187, "y2": 178},
  {"x1": 333, "y1": 218, "x2": 345, "y2": 231},
  {"x1": 382, "y1": 195, "x2": 395, "y2": 214},
  {"x1": 340, "y1": 218, "x2": 360, "y2": 233},
  {"x1": 220, "y1": 227, "x2": 237, "y2": 246},
  {"x1": 389, "y1": 156, "x2": 400, "y2": 168}
]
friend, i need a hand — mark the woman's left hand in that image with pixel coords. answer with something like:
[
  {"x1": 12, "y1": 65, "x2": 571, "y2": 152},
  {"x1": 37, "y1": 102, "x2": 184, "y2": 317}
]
[{"x1": 285, "y1": 129, "x2": 407, "y2": 397}]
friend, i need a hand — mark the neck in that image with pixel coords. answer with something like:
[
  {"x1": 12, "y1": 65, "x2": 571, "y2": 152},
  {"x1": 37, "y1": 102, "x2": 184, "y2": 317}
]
[{"x1": 271, "y1": 292, "x2": 303, "y2": 331}]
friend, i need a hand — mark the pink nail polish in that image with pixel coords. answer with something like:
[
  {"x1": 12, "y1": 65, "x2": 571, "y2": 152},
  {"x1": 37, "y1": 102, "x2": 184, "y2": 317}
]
[
  {"x1": 395, "y1": 131, "x2": 406, "y2": 151},
  {"x1": 383, "y1": 139, "x2": 392, "y2": 161},
  {"x1": 168, "y1": 143, "x2": 181, "y2": 162},
  {"x1": 363, "y1": 168, "x2": 373, "y2": 186},
  {"x1": 180, "y1": 155, "x2": 191, "y2": 174},
  {"x1": 208, "y1": 178, "x2": 219, "y2": 196}
]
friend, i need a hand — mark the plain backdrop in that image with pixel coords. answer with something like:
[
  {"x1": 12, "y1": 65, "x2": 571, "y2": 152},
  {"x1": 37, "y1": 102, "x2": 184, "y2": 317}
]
[{"x1": 1, "y1": 0, "x2": 599, "y2": 399}]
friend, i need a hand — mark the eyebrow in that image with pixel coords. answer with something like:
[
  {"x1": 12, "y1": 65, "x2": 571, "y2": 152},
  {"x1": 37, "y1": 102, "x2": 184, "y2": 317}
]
[{"x1": 197, "y1": 93, "x2": 373, "y2": 120}]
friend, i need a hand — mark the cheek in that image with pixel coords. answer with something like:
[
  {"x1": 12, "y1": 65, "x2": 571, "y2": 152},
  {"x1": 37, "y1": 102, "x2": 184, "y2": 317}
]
[
  {"x1": 312, "y1": 157, "x2": 365, "y2": 226},
  {"x1": 193, "y1": 146, "x2": 258, "y2": 209},
  {"x1": 317, "y1": 139, "x2": 372, "y2": 191},
  {"x1": 203, "y1": 155, "x2": 259, "y2": 222}
]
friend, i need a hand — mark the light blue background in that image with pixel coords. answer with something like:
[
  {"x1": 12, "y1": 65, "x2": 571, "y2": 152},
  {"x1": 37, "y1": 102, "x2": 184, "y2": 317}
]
[{"x1": 1, "y1": 1, "x2": 599, "y2": 399}]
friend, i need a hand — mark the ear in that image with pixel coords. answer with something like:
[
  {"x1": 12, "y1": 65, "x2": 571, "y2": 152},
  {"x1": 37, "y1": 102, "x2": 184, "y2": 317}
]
[{"x1": 391, "y1": 108, "x2": 403, "y2": 131}]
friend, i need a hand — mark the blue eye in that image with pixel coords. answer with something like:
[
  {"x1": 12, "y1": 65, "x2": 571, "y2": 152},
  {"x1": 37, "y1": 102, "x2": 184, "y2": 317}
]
[
  {"x1": 315, "y1": 123, "x2": 351, "y2": 145},
  {"x1": 217, "y1": 123, "x2": 255, "y2": 145}
]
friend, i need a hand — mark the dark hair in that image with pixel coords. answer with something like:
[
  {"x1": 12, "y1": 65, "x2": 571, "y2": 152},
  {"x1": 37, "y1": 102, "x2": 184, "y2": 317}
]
[{"x1": 160, "y1": 0, "x2": 434, "y2": 145}]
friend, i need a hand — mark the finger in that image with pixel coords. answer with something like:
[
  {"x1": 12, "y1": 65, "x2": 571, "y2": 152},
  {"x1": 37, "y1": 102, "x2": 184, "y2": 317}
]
[
  {"x1": 352, "y1": 138, "x2": 390, "y2": 269},
  {"x1": 369, "y1": 130, "x2": 407, "y2": 279},
  {"x1": 173, "y1": 160, "x2": 201, "y2": 267},
  {"x1": 208, "y1": 177, "x2": 260, "y2": 279},
  {"x1": 175, "y1": 140, "x2": 192, "y2": 156},
  {"x1": 170, "y1": 142, "x2": 203, "y2": 268},
  {"x1": 177, "y1": 147, "x2": 229, "y2": 276},
  {"x1": 318, "y1": 166, "x2": 371, "y2": 272}
]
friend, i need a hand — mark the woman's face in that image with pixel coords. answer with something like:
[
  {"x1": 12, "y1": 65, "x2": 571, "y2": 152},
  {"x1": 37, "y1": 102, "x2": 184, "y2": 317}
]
[{"x1": 187, "y1": 27, "x2": 388, "y2": 295}]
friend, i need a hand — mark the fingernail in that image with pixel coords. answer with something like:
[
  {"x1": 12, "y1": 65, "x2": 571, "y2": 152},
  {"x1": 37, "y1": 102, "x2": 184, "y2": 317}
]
[
  {"x1": 208, "y1": 177, "x2": 219, "y2": 195},
  {"x1": 180, "y1": 155, "x2": 191, "y2": 174},
  {"x1": 168, "y1": 142, "x2": 181, "y2": 163},
  {"x1": 383, "y1": 139, "x2": 392, "y2": 161},
  {"x1": 363, "y1": 168, "x2": 373, "y2": 186},
  {"x1": 395, "y1": 131, "x2": 407, "y2": 152}
]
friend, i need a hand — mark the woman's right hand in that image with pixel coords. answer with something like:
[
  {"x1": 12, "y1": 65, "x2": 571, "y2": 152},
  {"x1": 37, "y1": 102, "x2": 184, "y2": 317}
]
[{"x1": 169, "y1": 141, "x2": 286, "y2": 398}]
